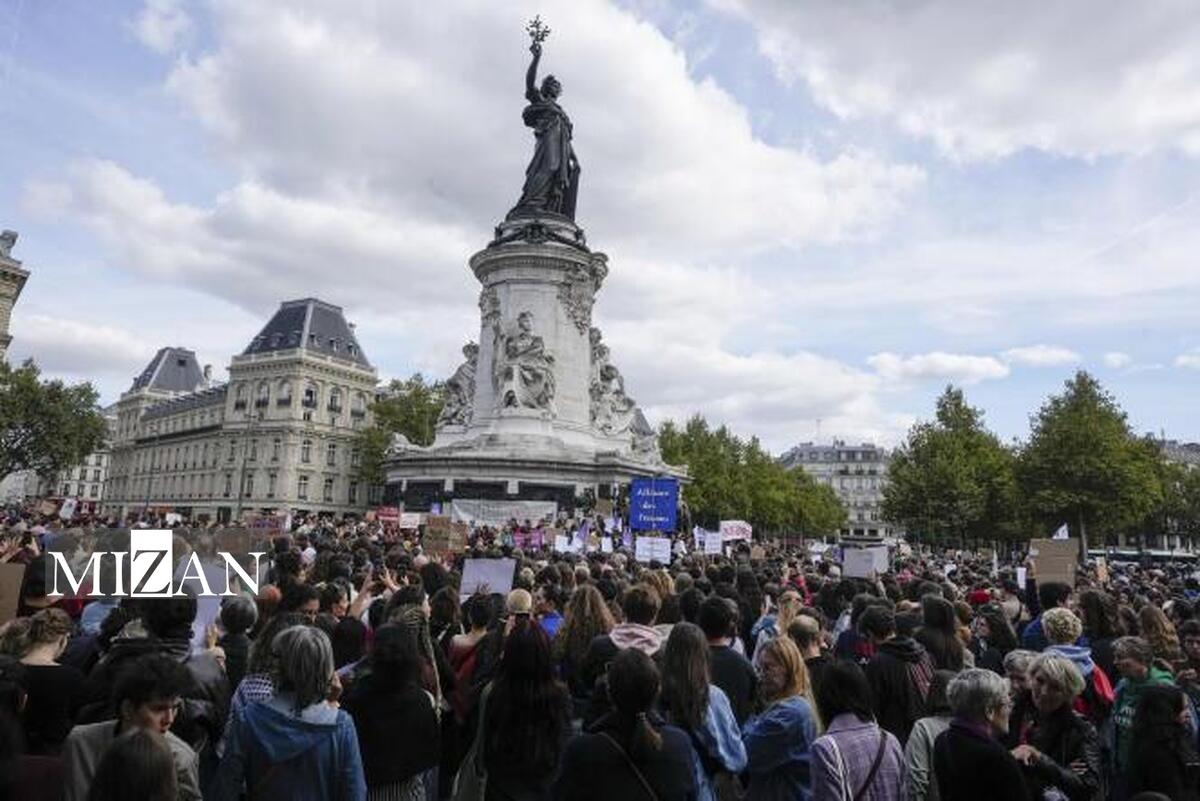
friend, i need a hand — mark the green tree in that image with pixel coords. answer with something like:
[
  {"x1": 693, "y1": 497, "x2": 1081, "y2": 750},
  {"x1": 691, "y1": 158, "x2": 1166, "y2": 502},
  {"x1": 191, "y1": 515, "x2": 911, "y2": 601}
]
[
  {"x1": 353, "y1": 374, "x2": 445, "y2": 486},
  {"x1": 1018, "y1": 371, "x2": 1161, "y2": 544},
  {"x1": 883, "y1": 385, "x2": 1020, "y2": 545},
  {"x1": 657, "y1": 414, "x2": 846, "y2": 535},
  {"x1": 0, "y1": 360, "x2": 107, "y2": 479},
  {"x1": 1145, "y1": 456, "x2": 1200, "y2": 543}
]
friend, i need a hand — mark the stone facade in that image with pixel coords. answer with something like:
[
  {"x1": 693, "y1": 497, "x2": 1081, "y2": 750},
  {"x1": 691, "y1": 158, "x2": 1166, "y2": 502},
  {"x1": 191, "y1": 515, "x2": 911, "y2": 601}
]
[
  {"x1": 779, "y1": 440, "x2": 898, "y2": 538},
  {"x1": 103, "y1": 299, "x2": 378, "y2": 522},
  {"x1": 0, "y1": 230, "x2": 30, "y2": 362}
]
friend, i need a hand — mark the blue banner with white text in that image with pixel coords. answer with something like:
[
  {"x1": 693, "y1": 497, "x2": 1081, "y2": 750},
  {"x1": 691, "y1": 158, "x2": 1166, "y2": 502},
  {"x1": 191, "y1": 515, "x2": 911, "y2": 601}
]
[{"x1": 629, "y1": 477, "x2": 679, "y2": 532}]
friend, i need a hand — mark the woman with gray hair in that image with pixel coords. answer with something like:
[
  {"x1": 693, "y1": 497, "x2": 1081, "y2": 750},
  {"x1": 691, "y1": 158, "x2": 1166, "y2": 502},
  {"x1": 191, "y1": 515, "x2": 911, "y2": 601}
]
[
  {"x1": 212, "y1": 626, "x2": 366, "y2": 801},
  {"x1": 933, "y1": 669, "x2": 1031, "y2": 801},
  {"x1": 1011, "y1": 653, "x2": 1101, "y2": 801},
  {"x1": 1002, "y1": 649, "x2": 1039, "y2": 748}
]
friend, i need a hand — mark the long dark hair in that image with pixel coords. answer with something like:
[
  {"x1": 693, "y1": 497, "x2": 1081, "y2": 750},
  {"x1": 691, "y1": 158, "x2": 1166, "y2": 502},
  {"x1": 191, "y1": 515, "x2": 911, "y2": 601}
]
[
  {"x1": 916, "y1": 595, "x2": 965, "y2": 671},
  {"x1": 660, "y1": 622, "x2": 710, "y2": 731},
  {"x1": 485, "y1": 618, "x2": 567, "y2": 776},
  {"x1": 607, "y1": 648, "x2": 663, "y2": 763},
  {"x1": 1130, "y1": 686, "x2": 1196, "y2": 764},
  {"x1": 815, "y1": 659, "x2": 874, "y2": 726},
  {"x1": 1077, "y1": 590, "x2": 1124, "y2": 641},
  {"x1": 977, "y1": 604, "x2": 1018, "y2": 653},
  {"x1": 366, "y1": 623, "x2": 422, "y2": 689}
]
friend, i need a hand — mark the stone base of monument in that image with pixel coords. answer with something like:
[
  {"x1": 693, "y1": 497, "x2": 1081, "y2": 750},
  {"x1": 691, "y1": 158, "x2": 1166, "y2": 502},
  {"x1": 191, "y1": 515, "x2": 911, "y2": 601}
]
[{"x1": 384, "y1": 212, "x2": 686, "y2": 512}]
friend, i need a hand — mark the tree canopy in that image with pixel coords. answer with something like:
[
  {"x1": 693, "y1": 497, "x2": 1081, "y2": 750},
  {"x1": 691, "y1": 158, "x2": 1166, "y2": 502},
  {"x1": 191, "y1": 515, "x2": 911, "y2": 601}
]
[
  {"x1": 353, "y1": 374, "x2": 445, "y2": 486},
  {"x1": 1018, "y1": 371, "x2": 1162, "y2": 543},
  {"x1": 0, "y1": 360, "x2": 108, "y2": 479},
  {"x1": 658, "y1": 414, "x2": 846, "y2": 535},
  {"x1": 882, "y1": 386, "x2": 1020, "y2": 544}
]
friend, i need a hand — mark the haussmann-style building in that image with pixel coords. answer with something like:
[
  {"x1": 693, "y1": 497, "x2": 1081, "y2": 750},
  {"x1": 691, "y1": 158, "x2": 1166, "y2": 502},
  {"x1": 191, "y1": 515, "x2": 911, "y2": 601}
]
[{"x1": 103, "y1": 298, "x2": 378, "y2": 522}]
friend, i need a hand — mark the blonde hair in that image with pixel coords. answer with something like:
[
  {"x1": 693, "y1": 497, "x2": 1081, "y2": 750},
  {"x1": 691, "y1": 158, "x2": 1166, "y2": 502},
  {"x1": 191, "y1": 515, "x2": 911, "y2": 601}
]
[
  {"x1": 761, "y1": 636, "x2": 823, "y2": 732},
  {"x1": 1029, "y1": 653, "x2": 1085, "y2": 699},
  {"x1": 1042, "y1": 607, "x2": 1083, "y2": 646},
  {"x1": 1139, "y1": 605, "x2": 1183, "y2": 663},
  {"x1": 776, "y1": 591, "x2": 803, "y2": 634}
]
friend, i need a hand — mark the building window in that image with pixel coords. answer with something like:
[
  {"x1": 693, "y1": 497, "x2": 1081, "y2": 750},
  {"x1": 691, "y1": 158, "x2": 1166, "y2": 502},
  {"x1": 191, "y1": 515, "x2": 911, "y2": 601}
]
[
  {"x1": 272, "y1": 438, "x2": 281, "y2": 461},
  {"x1": 89, "y1": 484, "x2": 98, "y2": 498},
  {"x1": 267, "y1": 473, "x2": 277, "y2": 499},
  {"x1": 350, "y1": 448, "x2": 360, "y2": 467},
  {"x1": 249, "y1": 439, "x2": 258, "y2": 461},
  {"x1": 61, "y1": 483, "x2": 70, "y2": 497},
  {"x1": 301, "y1": 439, "x2": 312, "y2": 463},
  {"x1": 351, "y1": 392, "x2": 367, "y2": 418},
  {"x1": 326, "y1": 443, "x2": 337, "y2": 466},
  {"x1": 323, "y1": 478, "x2": 334, "y2": 503},
  {"x1": 348, "y1": 481, "x2": 358, "y2": 504},
  {"x1": 227, "y1": 442, "x2": 236, "y2": 462},
  {"x1": 302, "y1": 382, "x2": 318, "y2": 409},
  {"x1": 223, "y1": 474, "x2": 232, "y2": 498},
  {"x1": 242, "y1": 473, "x2": 254, "y2": 498},
  {"x1": 277, "y1": 380, "x2": 293, "y2": 407},
  {"x1": 328, "y1": 388, "x2": 342, "y2": 413},
  {"x1": 234, "y1": 383, "x2": 247, "y2": 411},
  {"x1": 298, "y1": 475, "x2": 309, "y2": 500},
  {"x1": 256, "y1": 383, "x2": 270, "y2": 408}
]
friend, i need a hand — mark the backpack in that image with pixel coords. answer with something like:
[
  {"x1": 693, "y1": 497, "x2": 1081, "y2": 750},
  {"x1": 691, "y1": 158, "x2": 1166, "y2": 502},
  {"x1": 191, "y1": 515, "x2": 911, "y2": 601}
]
[{"x1": 1074, "y1": 665, "x2": 1115, "y2": 725}]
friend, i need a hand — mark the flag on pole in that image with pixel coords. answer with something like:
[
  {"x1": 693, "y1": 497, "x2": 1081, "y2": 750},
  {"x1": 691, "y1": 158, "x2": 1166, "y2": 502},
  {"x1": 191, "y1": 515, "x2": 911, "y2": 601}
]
[{"x1": 1052, "y1": 523, "x2": 1069, "y2": 540}]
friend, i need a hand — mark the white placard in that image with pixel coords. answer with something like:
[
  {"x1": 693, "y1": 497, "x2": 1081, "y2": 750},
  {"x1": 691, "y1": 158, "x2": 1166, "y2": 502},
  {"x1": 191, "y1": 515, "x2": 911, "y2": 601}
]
[
  {"x1": 719, "y1": 520, "x2": 752, "y2": 541},
  {"x1": 460, "y1": 558, "x2": 516, "y2": 600},
  {"x1": 704, "y1": 530, "x2": 723, "y2": 555},
  {"x1": 842, "y1": 548, "x2": 877, "y2": 579},
  {"x1": 1016, "y1": 566, "x2": 1027, "y2": 590},
  {"x1": 601, "y1": 538, "x2": 613, "y2": 554},
  {"x1": 398, "y1": 512, "x2": 423, "y2": 530},
  {"x1": 635, "y1": 536, "x2": 672, "y2": 564},
  {"x1": 554, "y1": 534, "x2": 571, "y2": 553}
]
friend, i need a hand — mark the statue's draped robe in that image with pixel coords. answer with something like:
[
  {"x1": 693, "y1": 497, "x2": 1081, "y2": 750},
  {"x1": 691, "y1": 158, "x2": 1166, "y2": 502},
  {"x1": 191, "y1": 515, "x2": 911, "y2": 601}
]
[{"x1": 513, "y1": 91, "x2": 579, "y2": 219}]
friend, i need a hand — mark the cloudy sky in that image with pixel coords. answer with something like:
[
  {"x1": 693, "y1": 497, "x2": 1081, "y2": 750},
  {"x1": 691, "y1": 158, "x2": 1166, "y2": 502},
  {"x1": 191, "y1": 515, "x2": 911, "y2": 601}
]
[{"x1": 3, "y1": 0, "x2": 1200, "y2": 452}]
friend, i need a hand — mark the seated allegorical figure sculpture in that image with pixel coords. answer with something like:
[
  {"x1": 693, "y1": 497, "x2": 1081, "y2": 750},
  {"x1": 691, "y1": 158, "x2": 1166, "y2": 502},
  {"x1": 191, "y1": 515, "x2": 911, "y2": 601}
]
[
  {"x1": 494, "y1": 311, "x2": 556, "y2": 413},
  {"x1": 437, "y1": 342, "x2": 479, "y2": 427}
]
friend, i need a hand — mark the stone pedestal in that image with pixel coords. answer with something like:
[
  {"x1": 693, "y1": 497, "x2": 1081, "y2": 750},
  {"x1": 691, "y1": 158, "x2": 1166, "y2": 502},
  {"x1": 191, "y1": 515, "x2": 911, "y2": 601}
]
[{"x1": 385, "y1": 214, "x2": 684, "y2": 509}]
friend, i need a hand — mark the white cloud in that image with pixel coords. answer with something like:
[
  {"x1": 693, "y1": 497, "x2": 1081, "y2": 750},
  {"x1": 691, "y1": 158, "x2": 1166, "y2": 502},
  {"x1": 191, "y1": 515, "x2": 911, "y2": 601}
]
[
  {"x1": 867, "y1": 351, "x2": 1010, "y2": 385},
  {"x1": 718, "y1": 0, "x2": 1200, "y2": 159},
  {"x1": 7, "y1": 314, "x2": 154, "y2": 378},
  {"x1": 132, "y1": 0, "x2": 191, "y2": 54},
  {"x1": 1177, "y1": 350, "x2": 1200, "y2": 370},
  {"x1": 1001, "y1": 344, "x2": 1080, "y2": 367},
  {"x1": 1103, "y1": 351, "x2": 1132, "y2": 368}
]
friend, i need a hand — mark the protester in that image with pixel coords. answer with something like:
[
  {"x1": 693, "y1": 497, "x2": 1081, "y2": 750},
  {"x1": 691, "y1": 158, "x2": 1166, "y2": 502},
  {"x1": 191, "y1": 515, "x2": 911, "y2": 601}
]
[
  {"x1": 62, "y1": 655, "x2": 202, "y2": 801},
  {"x1": 811, "y1": 659, "x2": 904, "y2": 801},
  {"x1": 343, "y1": 623, "x2": 439, "y2": 801},
  {"x1": 1124, "y1": 685, "x2": 1200, "y2": 801},
  {"x1": 742, "y1": 636, "x2": 819, "y2": 801},
  {"x1": 1040, "y1": 607, "x2": 1114, "y2": 728},
  {"x1": 699, "y1": 596, "x2": 758, "y2": 726},
  {"x1": 217, "y1": 596, "x2": 257, "y2": 693},
  {"x1": 17, "y1": 608, "x2": 85, "y2": 755},
  {"x1": 1020, "y1": 580, "x2": 1073, "y2": 653},
  {"x1": 553, "y1": 584, "x2": 614, "y2": 708},
  {"x1": 213, "y1": 626, "x2": 366, "y2": 801},
  {"x1": 1110, "y1": 636, "x2": 1176, "y2": 787},
  {"x1": 551, "y1": 648, "x2": 696, "y2": 801},
  {"x1": 86, "y1": 728, "x2": 177, "y2": 801},
  {"x1": 1001, "y1": 649, "x2": 1038, "y2": 748},
  {"x1": 752, "y1": 590, "x2": 800, "y2": 666},
  {"x1": 536, "y1": 584, "x2": 566, "y2": 640},
  {"x1": 934, "y1": 669, "x2": 1030, "y2": 801},
  {"x1": 658, "y1": 622, "x2": 747, "y2": 801},
  {"x1": 786, "y1": 615, "x2": 830, "y2": 695},
  {"x1": 580, "y1": 585, "x2": 663, "y2": 701},
  {"x1": 1075, "y1": 590, "x2": 1123, "y2": 681},
  {"x1": 902, "y1": 670, "x2": 955, "y2": 801},
  {"x1": 1138, "y1": 606, "x2": 1184, "y2": 669},
  {"x1": 916, "y1": 596, "x2": 967, "y2": 672},
  {"x1": 860, "y1": 605, "x2": 935, "y2": 744},
  {"x1": 969, "y1": 604, "x2": 1017, "y2": 675},
  {"x1": 1012, "y1": 653, "x2": 1102, "y2": 801}
]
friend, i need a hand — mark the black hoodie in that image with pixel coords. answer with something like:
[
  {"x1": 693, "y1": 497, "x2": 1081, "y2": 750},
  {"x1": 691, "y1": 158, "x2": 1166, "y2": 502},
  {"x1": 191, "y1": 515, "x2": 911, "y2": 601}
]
[{"x1": 864, "y1": 636, "x2": 935, "y2": 745}]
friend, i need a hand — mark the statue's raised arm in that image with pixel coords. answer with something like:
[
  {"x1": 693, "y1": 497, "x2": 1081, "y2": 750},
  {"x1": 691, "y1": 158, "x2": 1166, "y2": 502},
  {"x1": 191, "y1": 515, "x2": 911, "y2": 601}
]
[{"x1": 525, "y1": 42, "x2": 543, "y2": 103}]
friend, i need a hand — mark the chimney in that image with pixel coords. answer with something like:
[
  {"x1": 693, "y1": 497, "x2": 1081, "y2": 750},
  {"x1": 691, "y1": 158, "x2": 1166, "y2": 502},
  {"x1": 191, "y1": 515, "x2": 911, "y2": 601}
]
[
  {"x1": 203, "y1": 364, "x2": 212, "y2": 384},
  {"x1": 348, "y1": 322, "x2": 356, "y2": 332}
]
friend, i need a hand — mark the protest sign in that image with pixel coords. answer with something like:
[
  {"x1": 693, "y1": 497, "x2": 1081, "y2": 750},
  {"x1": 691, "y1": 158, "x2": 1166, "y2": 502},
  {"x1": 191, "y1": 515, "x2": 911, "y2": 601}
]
[
  {"x1": 750, "y1": 545, "x2": 766, "y2": 561},
  {"x1": 374, "y1": 506, "x2": 401, "y2": 523},
  {"x1": 38, "y1": 500, "x2": 57, "y2": 517},
  {"x1": 58, "y1": 498, "x2": 77, "y2": 521},
  {"x1": 460, "y1": 558, "x2": 516, "y2": 599},
  {"x1": 629, "y1": 478, "x2": 678, "y2": 531},
  {"x1": 424, "y1": 515, "x2": 453, "y2": 553},
  {"x1": 635, "y1": 536, "x2": 672, "y2": 564},
  {"x1": 843, "y1": 548, "x2": 879, "y2": 579},
  {"x1": 595, "y1": 498, "x2": 615, "y2": 518},
  {"x1": 1028, "y1": 538, "x2": 1077, "y2": 586},
  {"x1": 704, "y1": 530, "x2": 723, "y2": 555},
  {"x1": 450, "y1": 521, "x2": 469, "y2": 552},
  {"x1": 1016, "y1": 567, "x2": 1028, "y2": 590},
  {"x1": 398, "y1": 512, "x2": 423, "y2": 530},
  {"x1": 719, "y1": 520, "x2": 752, "y2": 542},
  {"x1": 0, "y1": 564, "x2": 23, "y2": 625},
  {"x1": 601, "y1": 537, "x2": 613, "y2": 554},
  {"x1": 553, "y1": 534, "x2": 574, "y2": 554}
]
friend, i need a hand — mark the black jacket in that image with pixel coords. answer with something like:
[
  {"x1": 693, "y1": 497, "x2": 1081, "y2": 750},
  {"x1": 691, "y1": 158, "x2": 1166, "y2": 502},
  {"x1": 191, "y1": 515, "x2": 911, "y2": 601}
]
[
  {"x1": 551, "y1": 714, "x2": 698, "y2": 801},
  {"x1": 1021, "y1": 705, "x2": 1102, "y2": 801},
  {"x1": 709, "y1": 645, "x2": 757, "y2": 726},
  {"x1": 934, "y1": 721, "x2": 1032, "y2": 801},
  {"x1": 1127, "y1": 735, "x2": 1200, "y2": 801},
  {"x1": 342, "y1": 672, "x2": 440, "y2": 788},
  {"x1": 79, "y1": 635, "x2": 229, "y2": 753},
  {"x1": 865, "y1": 636, "x2": 935, "y2": 745}
]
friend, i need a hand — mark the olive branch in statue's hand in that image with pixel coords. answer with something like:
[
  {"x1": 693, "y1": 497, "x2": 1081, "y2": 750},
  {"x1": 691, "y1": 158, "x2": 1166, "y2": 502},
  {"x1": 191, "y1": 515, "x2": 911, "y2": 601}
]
[{"x1": 527, "y1": 16, "x2": 551, "y2": 47}]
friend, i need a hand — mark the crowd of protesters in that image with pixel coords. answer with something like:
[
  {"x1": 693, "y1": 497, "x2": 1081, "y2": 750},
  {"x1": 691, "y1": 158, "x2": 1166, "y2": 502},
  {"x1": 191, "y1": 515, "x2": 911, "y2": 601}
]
[{"x1": 2, "y1": 512, "x2": 1200, "y2": 801}]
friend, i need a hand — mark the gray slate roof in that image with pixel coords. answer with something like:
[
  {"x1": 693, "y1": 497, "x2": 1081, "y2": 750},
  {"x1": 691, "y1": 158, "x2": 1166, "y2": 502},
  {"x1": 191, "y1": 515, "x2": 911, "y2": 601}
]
[
  {"x1": 242, "y1": 298, "x2": 370, "y2": 368},
  {"x1": 141, "y1": 384, "x2": 228, "y2": 421},
  {"x1": 130, "y1": 347, "x2": 206, "y2": 393}
]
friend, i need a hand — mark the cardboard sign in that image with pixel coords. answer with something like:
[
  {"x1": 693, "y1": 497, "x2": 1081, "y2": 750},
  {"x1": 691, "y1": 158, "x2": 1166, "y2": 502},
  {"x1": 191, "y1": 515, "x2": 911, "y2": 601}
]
[
  {"x1": 750, "y1": 545, "x2": 766, "y2": 560},
  {"x1": 424, "y1": 515, "x2": 453, "y2": 553},
  {"x1": 38, "y1": 500, "x2": 57, "y2": 517},
  {"x1": 595, "y1": 498, "x2": 615, "y2": 518},
  {"x1": 460, "y1": 558, "x2": 516, "y2": 600},
  {"x1": 1096, "y1": 557, "x2": 1109, "y2": 585},
  {"x1": 635, "y1": 536, "x2": 672, "y2": 564},
  {"x1": 450, "y1": 521, "x2": 470, "y2": 552},
  {"x1": 1029, "y1": 538, "x2": 1077, "y2": 586},
  {"x1": 0, "y1": 563, "x2": 25, "y2": 625}
]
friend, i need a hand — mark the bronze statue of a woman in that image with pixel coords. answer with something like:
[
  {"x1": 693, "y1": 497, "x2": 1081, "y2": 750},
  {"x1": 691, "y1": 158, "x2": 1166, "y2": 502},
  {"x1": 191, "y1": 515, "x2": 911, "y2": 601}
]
[{"x1": 508, "y1": 21, "x2": 580, "y2": 221}]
